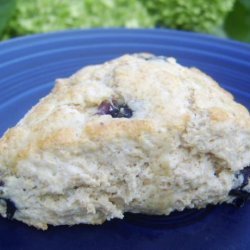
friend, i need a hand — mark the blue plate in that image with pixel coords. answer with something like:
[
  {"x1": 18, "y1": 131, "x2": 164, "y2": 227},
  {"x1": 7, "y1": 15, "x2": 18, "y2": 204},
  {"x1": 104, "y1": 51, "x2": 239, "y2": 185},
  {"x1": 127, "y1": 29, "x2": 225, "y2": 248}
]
[{"x1": 0, "y1": 29, "x2": 250, "y2": 250}]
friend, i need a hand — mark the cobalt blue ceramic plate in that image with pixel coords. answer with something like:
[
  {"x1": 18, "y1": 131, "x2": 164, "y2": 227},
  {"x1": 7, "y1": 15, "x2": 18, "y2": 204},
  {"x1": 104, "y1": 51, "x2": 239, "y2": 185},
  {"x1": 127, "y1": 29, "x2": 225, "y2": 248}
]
[{"x1": 0, "y1": 29, "x2": 249, "y2": 250}]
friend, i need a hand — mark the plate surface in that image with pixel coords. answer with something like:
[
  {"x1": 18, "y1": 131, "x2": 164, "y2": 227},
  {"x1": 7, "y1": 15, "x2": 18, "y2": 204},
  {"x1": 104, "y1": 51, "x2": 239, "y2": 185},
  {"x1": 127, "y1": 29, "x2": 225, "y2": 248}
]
[{"x1": 0, "y1": 29, "x2": 250, "y2": 250}]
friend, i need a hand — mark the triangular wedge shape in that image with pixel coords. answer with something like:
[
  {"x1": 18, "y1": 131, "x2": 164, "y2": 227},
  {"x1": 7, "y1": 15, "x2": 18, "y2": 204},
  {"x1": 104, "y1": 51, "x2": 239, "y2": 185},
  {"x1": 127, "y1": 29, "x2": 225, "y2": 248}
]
[{"x1": 0, "y1": 54, "x2": 250, "y2": 229}]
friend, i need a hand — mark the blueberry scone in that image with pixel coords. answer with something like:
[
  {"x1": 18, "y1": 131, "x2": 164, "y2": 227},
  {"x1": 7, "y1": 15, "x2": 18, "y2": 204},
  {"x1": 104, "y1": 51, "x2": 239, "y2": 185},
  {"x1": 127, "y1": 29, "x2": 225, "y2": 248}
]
[{"x1": 0, "y1": 54, "x2": 250, "y2": 230}]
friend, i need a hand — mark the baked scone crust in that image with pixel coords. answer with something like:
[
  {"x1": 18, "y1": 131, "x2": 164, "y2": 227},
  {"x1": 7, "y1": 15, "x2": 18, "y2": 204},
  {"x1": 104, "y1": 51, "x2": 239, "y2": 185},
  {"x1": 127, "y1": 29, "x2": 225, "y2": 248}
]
[{"x1": 0, "y1": 54, "x2": 249, "y2": 229}]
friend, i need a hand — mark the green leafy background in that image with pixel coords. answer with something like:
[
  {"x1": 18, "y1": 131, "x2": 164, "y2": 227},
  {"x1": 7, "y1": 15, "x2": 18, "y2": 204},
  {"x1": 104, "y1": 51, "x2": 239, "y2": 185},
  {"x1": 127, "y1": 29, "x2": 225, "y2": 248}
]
[
  {"x1": 0, "y1": 0, "x2": 16, "y2": 36},
  {"x1": 0, "y1": 0, "x2": 249, "y2": 43},
  {"x1": 224, "y1": 0, "x2": 250, "y2": 42}
]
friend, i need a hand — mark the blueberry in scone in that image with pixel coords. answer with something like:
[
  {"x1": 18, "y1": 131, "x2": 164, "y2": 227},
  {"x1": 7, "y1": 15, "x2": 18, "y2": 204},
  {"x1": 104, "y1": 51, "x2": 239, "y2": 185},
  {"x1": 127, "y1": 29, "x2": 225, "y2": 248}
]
[
  {"x1": 97, "y1": 99, "x2": 133, "y2": 118},
  {"x1": 0, "y1": 54, "x2": 249, "y2": 230},
  {"x1": 229, "y1": 166, "x2": 250, "y2": 207}
]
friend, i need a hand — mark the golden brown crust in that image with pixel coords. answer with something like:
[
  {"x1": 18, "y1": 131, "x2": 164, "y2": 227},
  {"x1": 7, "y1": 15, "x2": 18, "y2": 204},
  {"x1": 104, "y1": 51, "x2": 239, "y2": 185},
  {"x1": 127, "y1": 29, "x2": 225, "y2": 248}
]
[{"x1": 85, "y1": 120, "x2": 154, "y2": 140}]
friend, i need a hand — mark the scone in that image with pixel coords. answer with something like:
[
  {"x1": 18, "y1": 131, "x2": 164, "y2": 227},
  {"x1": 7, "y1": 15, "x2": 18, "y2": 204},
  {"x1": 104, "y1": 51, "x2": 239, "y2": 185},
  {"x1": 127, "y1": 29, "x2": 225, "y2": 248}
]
[{"x1": 0, "y1": 54, "x2": 249, "y2": 230}]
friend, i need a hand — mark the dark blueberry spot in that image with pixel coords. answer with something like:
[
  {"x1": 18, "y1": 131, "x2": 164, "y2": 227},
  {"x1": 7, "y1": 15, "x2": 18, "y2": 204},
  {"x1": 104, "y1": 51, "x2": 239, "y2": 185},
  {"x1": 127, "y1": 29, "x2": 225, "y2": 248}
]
[
  {"x1": 229, "y1": 166, "x2": 250, "y2": 207},
  {"x1": 97, "y1": 100, "x2": 133, "y2": 118},
  {"x1": 238, "y1": 166, "x2": 250, "y2": 188},
  {"x1": 5, "y1": 199, "x2": 16, "y2": 219},
  {"x1": 0, "y1": 198, "x2": 17, "y2": 219},
  {"x1": 97, "y1": 100, "x2": 113, "y2": 115},
  {"x1": 229, "y1": 189, "x2": 250, "y2": 200},
  {"x1": 232, "y1": 197, "x2": 246, "y2": 208},
  {"x1": 0, "y1": 180, "x2": 4, "y2": 186}
]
